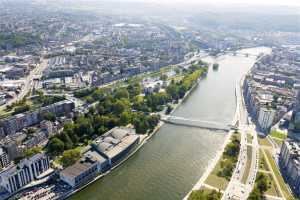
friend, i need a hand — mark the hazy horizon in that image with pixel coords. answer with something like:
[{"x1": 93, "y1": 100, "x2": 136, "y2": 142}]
[{"x1": 29, "y1": 0, "x2": 300, "y2": 7}]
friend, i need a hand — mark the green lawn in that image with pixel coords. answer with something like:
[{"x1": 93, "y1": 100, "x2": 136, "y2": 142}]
[
  {"x1": 265, "y1": 172, "x2": 281, "y2": 197},
  {"x1": 270, "y1": 130, "x2": 287, "y2": 140},
  {"x1": 264, "y1": 149, "x2": 295, "y2": 200},
  {"x1": 205, "y1": 134, "x2": 241, "y2": 190},
  {"x1": 247, "y1": 134, "x2": 253, "y2": 144},
  {"x1": 258, "y1": 137, "x2": 272, "y2": 147},
  {"x1": 188, "y1": 187, "x2": 221, "y2": 200},
  {"x1": 205, "y1": 159, "x2": 230, "y2": 190},
  {"x1": 272, "y1": 138, "x2": 284, "y2": 147},
  {"x1": 259, "y1": 149, "x2": 269, "y2": 171}
]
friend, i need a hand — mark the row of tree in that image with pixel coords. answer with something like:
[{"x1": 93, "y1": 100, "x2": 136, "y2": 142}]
[
  {"x1": 47, "y1": 65, "x2": 205, "y2": 163},
  {"x1": 47, "y1": 86, "x2": 160, "y2": 156},
  {"x1": 248, "y1": 173, "x2": 271, "y2": 200},
  {"x1": 218, "y1": 134, "x2": 240, "y2": 179},
  {"x1": 188, "y1": 189, "x2": 221, "y2": 200}
]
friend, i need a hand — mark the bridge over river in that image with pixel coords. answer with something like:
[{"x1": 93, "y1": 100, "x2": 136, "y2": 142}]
[
  {"x1": 160, "y1": 114, "x2": 233, "y2": 132},
  {"x1": 160, "y1": 79, "x2": 242, "y2": 132}
]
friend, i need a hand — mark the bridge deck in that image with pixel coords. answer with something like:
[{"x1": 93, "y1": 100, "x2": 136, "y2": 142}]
[{"x1": 160, "y1": 118, "x2": 230, "y2": 132}]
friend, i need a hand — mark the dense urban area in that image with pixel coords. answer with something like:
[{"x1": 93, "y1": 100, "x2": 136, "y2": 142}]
[{"x1": 0, "y1": 0, "x2": 300, "y2": 200}]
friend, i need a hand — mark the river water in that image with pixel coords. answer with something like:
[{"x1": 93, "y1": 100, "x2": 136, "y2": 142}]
[{"x1": 70, "y1": 47, "x2": 271, "y2": 200}]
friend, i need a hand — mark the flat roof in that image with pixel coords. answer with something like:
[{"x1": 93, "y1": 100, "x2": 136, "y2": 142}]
[
  {"x1": 92, "y1": 127, "x2": 138, "y2": 160},
  {"x1": 60, "y1": 159, "x2": 96, "y2": 179},
  {"x1": 84, "y1": 150, "x2": 107, "y2": 164},
  {"x1": 105, "y1": 135, "x2": 139, "y2": 159}
]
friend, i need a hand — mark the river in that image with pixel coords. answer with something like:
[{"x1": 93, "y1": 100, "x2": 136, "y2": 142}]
[{"x1": 69, "y1": 47, "x2": 271, "y2": 200}]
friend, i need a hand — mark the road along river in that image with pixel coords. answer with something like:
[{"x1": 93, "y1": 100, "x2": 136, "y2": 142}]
[{"x1": 69, "y1": 47, "x2": 271, "y2": 200}]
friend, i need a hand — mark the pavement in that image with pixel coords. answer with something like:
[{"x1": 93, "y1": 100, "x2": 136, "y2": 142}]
[
  {"x1": 0, "y1": 58, "x2": 48, "y2": 110},
  {"x1": 222, "y1": 78, "x2": 259, "y2": 200}
]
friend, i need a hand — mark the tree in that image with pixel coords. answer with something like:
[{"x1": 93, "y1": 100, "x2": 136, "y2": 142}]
[
  {"x1": 74, "y1": 117, "x2": 94, "y2": 137},
  {"x1": 160, "y1": 74, "x2": 168, "y2": 81},
  {"x1": 97, "y1": 126, "x2": 108, "y2": 136},
  {"x1": 166, "y1": 84, "x2": 179, "y2": 100},
  {"x1": 84, "y1": 96, "x2": 94, "y2": 103},
  {"x1": 13, "y1": 104, "x2": 30, "y2": 114},
  {"x1": 133, "y1": 114, "x2": 149, "y2": 134},
  {"x1": 224, "y1": 142, "x2": 239, "y2": 157},
  {"x1": 248, "y1": 188, "x2": 263, "y2": 200},
  {"x1": 25, "y1": 147, "x2": 42, "y2": 157},
  {"x1": 120, "y1": 111, "x2": 132, "y2": 125},
  {"x1": 74, "y1": 88, "x2": 94, "y2": 98},
  {"x1": 146, "y1": 115, "x2": 160, "y2": 129},
  {"x1": 59, "y1": 132, "x2": 73, "y2": 150},
  {"x1": 91, "y1": 89, "x2": 105, "y2": 101},
  {"x1": 47, "y1": 138, "x2": 64, "y2": 156},
  {"x1": 88, "y1": 106, "x2": 96, "y2": 115},
  {"x1": 114, "y1": 88, "x2": 129, "y2": 99},
  {"x1": 60, "y1": 149, "x2": 81, "y2": 167},
  {"x1": 42, "y1": 111, "x2": 56, "y2": 122},
  {"x1": 112, "y1": 99, "x2": 130, "y2": 115},
  {"x1": 218, "y1": 159, "x2": 234, "y2": 178},
  {"x1": 166, "y1": 104, "x2": 173, "y2": 114},
  {"x1": 256, "y1": 173, "x2": 269, "y2": 193},
  {"x1": 127, "y1": 83, "x2": 141, "y2": 97},
  {"x1": 188, "y1": 189, "x2": 221, "y2": 200},
  {"x1": 248, "y1": 173, "x2": 269, "y2": 200},
  {"x1": 25, "y1": 127, "x2": 36, "y2": 135},
  {"x1": 188, "y1": 190, "x2": 205, "y2": 200}
]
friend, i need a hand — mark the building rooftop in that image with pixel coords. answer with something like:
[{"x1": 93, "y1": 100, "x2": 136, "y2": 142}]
[
  {"x1": 92, "y1": 127, "x2": 138, "y2": 159},
  {"x1": 60, "y1": 157, "x2": 97, "y2": 179},
  {"x1": 84, "y1": 150, "x2": 107, "y2": 164},
  {"x1": 104, "y1": 135, "x2": 139, "y2": 159}
]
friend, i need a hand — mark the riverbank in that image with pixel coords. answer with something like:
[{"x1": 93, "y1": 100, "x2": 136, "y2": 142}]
[
  {"x1": 68, "y1": 47, "x2": 270, "y2": 200},
  {"x1": 61, "y1": 67, "x2": 206, "y2": 200},
  {"x1": 183, "y1": 48, "x2": 272, "y2": 200},
  {"x1": 182, "y1": 81, "x2": 239, "y2": 200}
]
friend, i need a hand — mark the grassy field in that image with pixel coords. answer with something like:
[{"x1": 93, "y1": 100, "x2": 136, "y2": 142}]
[
  {"x1": 270, "y1": 130, "x2": 287, "y2": 140},
  {"x1": 205, "y1": 158, "x2": 230, "y2": 190},
  {"x1": 241, "y1": 145, "x2": 252, "y2": 184},
  {"x1": 264, "y1": 149, "x2": 295, "y2": 200},
  {"x1": 272, "y1": 138, "x2": 284, "y2": 147},
  {"x1": 247, "y1": 134, "x2": 253, "y2": 144},
  {"x1": 259, "y1": 149, "x2": 269, "y2": 171},
  {"x1": 258, "y1": 137, "x2": 272, "y2": 147},
  {"x1": 258, "y1": 148, "x2": 281, "y2": 197},
  {"x1": 205, "y1": 133, "x2": 241, "y2": 190},
  {"x1": 265, "y1": 172, "x2": 282, "y2": 197},
  {"x1": 189, "y1": 187, "x2": 221, "y2": 200}
]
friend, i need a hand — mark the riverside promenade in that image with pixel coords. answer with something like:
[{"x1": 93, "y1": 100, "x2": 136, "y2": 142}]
[{"x1": 183, "y1": 82, "x2": 240, "y2": 200}]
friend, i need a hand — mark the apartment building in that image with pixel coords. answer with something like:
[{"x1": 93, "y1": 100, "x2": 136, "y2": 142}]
[{"x1": 0, "y1": 153, "x2": 50, "y2": 195}]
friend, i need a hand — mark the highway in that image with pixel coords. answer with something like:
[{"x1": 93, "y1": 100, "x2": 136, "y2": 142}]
[{"x1": 222, "y1": 77, "x2": 259, "y2": 200}]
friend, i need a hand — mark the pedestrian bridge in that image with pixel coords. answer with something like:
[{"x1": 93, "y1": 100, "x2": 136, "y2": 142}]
[
  {"x1": 229, "y1": 52, "x2": 259, "y2": 58},
  {"x1": 160, "y1": 114, "x2": 232, "y2": 132}
]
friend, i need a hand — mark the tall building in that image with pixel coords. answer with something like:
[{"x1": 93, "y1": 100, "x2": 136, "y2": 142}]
[
  {"x1": 0, "y1": 100, "x2": 74, "y2": 136},
  {"x1": 279, "y1": 139, "x2": 300, "y2": 197},
  {"x1": 258, "y1": 107, "x2": 276, "y2": 131},
  {"x1": 0, "y1": 153, "x2": 50, "y2": 195},
  {"x1": 0, "y1": 148, "x2": 10, "y2": 169}
]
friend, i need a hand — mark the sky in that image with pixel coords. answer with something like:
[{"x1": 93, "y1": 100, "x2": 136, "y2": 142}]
[{"x1": 126, "y1": 0, "x2": 300, "y2": 6}]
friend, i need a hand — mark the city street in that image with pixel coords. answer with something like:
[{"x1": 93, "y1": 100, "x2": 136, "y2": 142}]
[
  {"x1": 0, "y1": 58, "x2": 48, "y2": 110},
  {"x1": 222, "y1": 78, "x2": 259, "y2": 200}
]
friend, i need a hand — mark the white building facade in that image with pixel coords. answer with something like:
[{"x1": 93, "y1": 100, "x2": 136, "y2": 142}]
[
  {"x1": 0, "y1": 153, "x2": 50, "y2": 195},
  {"x1": 258, "y1": 107, "x2": 276, "y2": 131}
]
